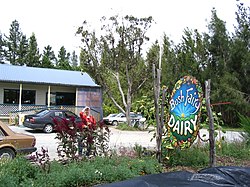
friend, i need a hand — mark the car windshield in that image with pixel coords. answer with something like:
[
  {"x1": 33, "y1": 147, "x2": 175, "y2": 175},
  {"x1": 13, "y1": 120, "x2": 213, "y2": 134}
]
[
  {"x1": 108, "y1": 114, "x2": 117, "y2": 117},
  {"x1": 36, "y1": 110, "x2": 50, "y2": 117}
]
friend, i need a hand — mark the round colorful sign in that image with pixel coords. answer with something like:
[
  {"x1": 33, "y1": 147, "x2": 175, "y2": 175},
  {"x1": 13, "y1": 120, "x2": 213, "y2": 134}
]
[{"x1": 165, "y1": 76, "x2": 203, "y2": 149}]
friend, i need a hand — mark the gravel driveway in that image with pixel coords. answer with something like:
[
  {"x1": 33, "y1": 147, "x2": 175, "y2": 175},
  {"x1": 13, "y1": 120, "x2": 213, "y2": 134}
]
[{"x1": 9, "y1": 125, "x2": 243, "y2": 160}]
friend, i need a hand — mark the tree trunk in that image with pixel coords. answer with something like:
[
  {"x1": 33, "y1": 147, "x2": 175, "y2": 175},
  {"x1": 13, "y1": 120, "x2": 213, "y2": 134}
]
[
  {"x1": 205, "y1": 79, "x2": 216, "y2": 167},
  {"x1": 126, "y1": 92, "x2": 132, "y2": 127}
]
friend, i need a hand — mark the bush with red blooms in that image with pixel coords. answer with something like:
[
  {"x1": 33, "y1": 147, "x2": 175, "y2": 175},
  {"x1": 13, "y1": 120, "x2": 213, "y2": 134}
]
[
  {"x1": 53, "y1": 116, "x2": 110, "y2": 161},
  {"x1": 28, "y1": 147, "x2": 50, "y2": 173}
]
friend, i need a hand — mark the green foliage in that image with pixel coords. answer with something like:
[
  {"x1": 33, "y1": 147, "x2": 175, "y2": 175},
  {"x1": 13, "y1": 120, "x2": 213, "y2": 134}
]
[
  {"x1": 26, "y1": 33, "x2": 41, "y2": 67},
  {"x1": 217, "y1": 141, "x2": 250, "y2": 160},
  {"x1": 133, "y1": 88, "x2": 169, "y2": 128},
  {"x1": 102, "y1": 94, "x2": 119, "y2": 116},
  {"x1": 238, "y1": 113, "x2": 250, "y2": 145},
  {"x1": 0, "y1": 156, "x2": 39, "y2": 186},
  {"x1": 0, "y1": 33, "x2": 5, "y2": 64},
  {"x1": 57, "y1": 46, "x2": 71, "y2": 70},
  {"x1": 163, "y1": 140, "x2": 250, "y2": 169},
  {"x1": 1, "y1": 156, "x2": 162, "y2": 186},
  {"x1": 200, "y1": 98, "x2": 225, "y2": 131},
  {"x1": 77, "y1": 14, "x2": 154, "y2": 124},
  {"x1": 41, "y1": 45, "x2": 56, "y2": 68},
  {"x1": 162, "y1": 146, "x2": 209, "y2": 168},
  {"x1": 133, "y1": 95, "x2": 155, "y2": 127},
  {"x1": 0, "y1": 172, "x2": 19, "y2": 187},
  {"x1": 116, "y1": 123, "x2": 138, "y2": 131},
  {"x1": 4, "y1": 20, "x2": 28, "y2": 65},
  {"x1": 1, "y1": 141, "x2": 250, "y2": 186}
]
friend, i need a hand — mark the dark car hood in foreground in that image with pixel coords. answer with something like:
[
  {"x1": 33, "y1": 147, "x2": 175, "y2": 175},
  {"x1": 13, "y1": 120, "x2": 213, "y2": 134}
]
[{"x1": 98, "y1": 166, "x2": 250, "y2": 187}]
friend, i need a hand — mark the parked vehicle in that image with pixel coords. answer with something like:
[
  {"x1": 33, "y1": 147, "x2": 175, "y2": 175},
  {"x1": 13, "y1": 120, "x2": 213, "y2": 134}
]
[
  {"x1": 103, "y1": 113, "x2": 118, "y2": 125},
  {"x1": 104, "y1": 112, "x2": 146, "y2": 126},
  {"x1": 0, "y1": 121, "x2": 37, "y2": 159},
  {"x1": 23, "y1": 109, "x2": 81, "y2": 133}
]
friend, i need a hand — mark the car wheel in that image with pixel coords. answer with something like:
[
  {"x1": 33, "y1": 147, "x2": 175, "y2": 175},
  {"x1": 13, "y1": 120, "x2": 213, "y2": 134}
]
[
  {"x1": 0, "y1": 148, "x2": 15, "y2": 159},
  {"x1": 112, "y1": 121, "x2": 118, "y2": 126},
  {"x1": 43, "y1": 124, "x2": 53, "y2": 133}
]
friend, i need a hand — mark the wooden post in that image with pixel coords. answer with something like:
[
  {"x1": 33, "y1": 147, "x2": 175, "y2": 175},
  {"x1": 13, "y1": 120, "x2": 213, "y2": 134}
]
[
  {"x1": 159, "y1": 88, "x2": 167, "y2": 160},
  {"x1": 153, "y1": 64, "x2": 162, "y2": 162},
  {"x1": 205, "y1": 79, "x2": 216, "y2": 167},
  {"x1": 153, "y1": 67, "x2": 162, "y2": 162}
]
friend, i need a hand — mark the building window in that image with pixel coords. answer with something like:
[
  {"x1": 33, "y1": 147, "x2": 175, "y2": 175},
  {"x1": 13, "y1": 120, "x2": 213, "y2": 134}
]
[
  {"x1": 22, "y1": 90, "x2": 36, "y2": 104},
  {"x1": 4, "y1": 89, "x2": 36, "y2": 104},
  {"x1": 47, "y1": 92, "x2": 75, "y2": 105}
]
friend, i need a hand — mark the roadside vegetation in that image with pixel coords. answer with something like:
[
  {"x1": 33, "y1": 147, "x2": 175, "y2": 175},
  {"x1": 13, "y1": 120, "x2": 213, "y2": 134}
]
[
  {"x1": 1, "y1": 111, "x2": 249, "y2": 186},
  {"x1": 0, "y1": 140, "x2": 249, "y2": 187}
]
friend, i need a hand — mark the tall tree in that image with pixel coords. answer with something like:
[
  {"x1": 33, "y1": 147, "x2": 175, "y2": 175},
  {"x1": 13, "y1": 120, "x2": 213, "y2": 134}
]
[
  {"x1": 26, "y1": 33, "x2": 41, "y2": 67},
  {"x1": 16, "y1": 35, "x2": 28, "y2": 65},
  {"x1": 4, "y1": 20, "x2": 28, "y2": 65},
  {"x1": 205, "y1": 7, "x2": 245, "y2": 126},
  {"x1": 0, "y1": 32, "x2": 5, "y2": 63},
  {"x1": 231, "y1": 3, "x2": 250, "y2": 100},
  {"x1": 228, "y1": 3, "x2": 250, "y2": 119},
  {"x1": 160, "y1": 34, "x2": 178, "y2": 89},
  {"x1": 206, "y1": 8, "x2": 230, "y2": 79},
  {"x1": 173, "y1": 28, "x2": 209, "y2": 84},
  {"x1": 77, "y1": 15, "x2": 154, "y2": 126},
  {"x1": 71, "y1": 50, "x2": 79, "y2": 70},
  {"x1": 41, "y1": 45, "x2": 56, "y2": 68},
  {"x1": 57, "y1": 46, "x2": 71, "y2": 70}
]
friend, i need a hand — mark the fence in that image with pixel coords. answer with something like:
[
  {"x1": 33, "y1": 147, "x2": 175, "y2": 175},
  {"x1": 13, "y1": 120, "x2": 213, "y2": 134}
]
[{"x1": 0, "y1": 104, "x2": 101, "y2": 125}]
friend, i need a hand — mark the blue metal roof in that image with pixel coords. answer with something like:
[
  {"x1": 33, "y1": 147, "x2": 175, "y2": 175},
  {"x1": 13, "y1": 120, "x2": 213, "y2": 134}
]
[{"x1": 0, "y1": 64, "x2": 99, "y2": 87}]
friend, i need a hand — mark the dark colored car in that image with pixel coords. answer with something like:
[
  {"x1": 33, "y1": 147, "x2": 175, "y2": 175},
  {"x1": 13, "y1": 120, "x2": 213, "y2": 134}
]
[
  {"x1": 0, "y1": 121, "x2": 37, "y2": 159},
  {"x1": 23, "y1": 109, "x2": 81, "y2": 133}
]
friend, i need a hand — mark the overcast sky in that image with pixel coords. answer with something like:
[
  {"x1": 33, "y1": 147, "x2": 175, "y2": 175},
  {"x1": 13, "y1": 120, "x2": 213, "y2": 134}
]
[{"x1": 1, "y1": 0, "x2": 249, "y2": 56}]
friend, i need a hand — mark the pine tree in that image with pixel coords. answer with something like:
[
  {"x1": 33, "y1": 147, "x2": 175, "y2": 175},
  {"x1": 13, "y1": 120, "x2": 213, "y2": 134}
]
[
  {"x1": 17, "y1": 35, "x2": 28, "y2": 65},
  {"x1": 26, "y1": 33, "x2": 41, "y2": 67},
  {"x1": 57, "y1": 46, "x2": 71, "y2": 70},
  {"x1": 4, "y1": 20, "x2": 28, "y2": 65},
  {"x1": 71, "y1": 50, "x2": 78, "y2": 69},
  {"x1": 41, "y1": 45, "x2": 56, "y2": 68},
  {"x1": 0, "y1": 32, "x2": 5, "y2": 64}
]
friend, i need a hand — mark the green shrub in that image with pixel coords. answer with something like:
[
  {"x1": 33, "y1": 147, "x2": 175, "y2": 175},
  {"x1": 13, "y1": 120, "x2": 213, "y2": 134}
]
[
  {"x1": 16, "y1": 156, "x2": 161, "y2": 187},
  {"x1": 0, "y1": 173, "x2": 19, "y2": 187},
  {"x1": 165, "y1": 146, "x2": 209, "y2": 168},
  {"x1": 116, "y1": 123, "x2": 138, "y2": 131},
  {"x1": 0, "y1": 156, "x2": 39, "y2": 185},
  {"x1": 217, "y1": 141, "x2": 250, "y2": 160},
  {"x1": 1, "y1": 141, "x2": 249, "y2": 186},
  {"x1": 238, "y1": 113, "x2": 250, "y2": 145}
]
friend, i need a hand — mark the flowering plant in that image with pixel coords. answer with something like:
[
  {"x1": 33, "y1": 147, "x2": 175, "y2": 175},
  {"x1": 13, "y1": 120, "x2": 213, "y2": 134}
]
[{"x1": 54, "y1": 116, "x2": 110, "y2": 161}]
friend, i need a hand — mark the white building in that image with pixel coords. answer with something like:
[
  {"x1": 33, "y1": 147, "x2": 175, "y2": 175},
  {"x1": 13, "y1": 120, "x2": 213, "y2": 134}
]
[{"x1": 0, "y1": 64, "x2": 102, "y2": 123}]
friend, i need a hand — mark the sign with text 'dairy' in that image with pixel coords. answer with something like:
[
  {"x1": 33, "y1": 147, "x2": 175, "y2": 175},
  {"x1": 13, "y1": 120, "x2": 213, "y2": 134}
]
[{"x1": 165, "y1": 76, "x2": 203, "y2": 149}]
